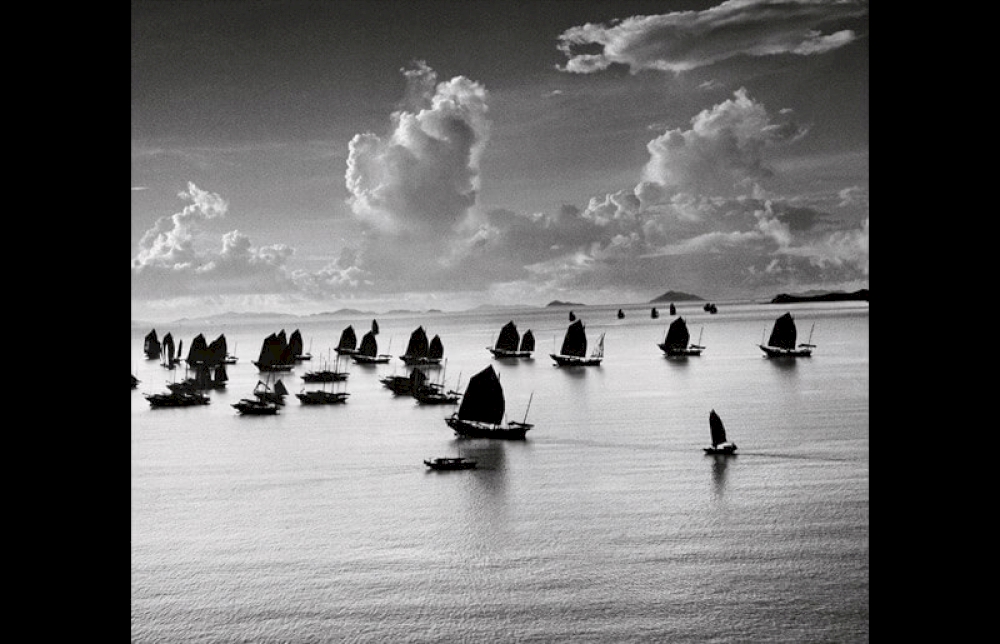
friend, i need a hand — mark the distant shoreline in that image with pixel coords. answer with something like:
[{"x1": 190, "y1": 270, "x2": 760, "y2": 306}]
[
  {"x1": 769, "y1": 289, "x2": 869, "y2": 304},
  {"x1": 132, "y1": 289, "x2": 869, "y2": 326}
]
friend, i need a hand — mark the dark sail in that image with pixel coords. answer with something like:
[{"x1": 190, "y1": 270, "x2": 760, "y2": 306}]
[
  {"x1": 495, "y1": 321, "x2": 520, "y2": 352},
  {"x1": 372, "y1": 319, "x2": 380, "y2": 335},
  {"x1": 664, "y1": 317, "x2": 690, "y2": 349},
  {"x1": 187, "y1": 334, "x2": 210, "y2": 365},
  {"x1": 288, "y1": 329, "x2": 304, "y2": 358},
  {"x1": 144, "y1": 329, "x2": 161, "y2": 359},
  {"x1": 338, "y1": 326, "x2": 357, "y2": 351},
  {"x1": 214, "y1": 363, "x2": 228, "y2": 384},
  {"x1": 404, "y1": 327, "x2": 429, "y2": 358},
  {"x1": 569, "y1": 311, "x2": 576, "y2": 321},
  {"x1": 162, "y1": 333, "x2": 175, "y2": 366},
  {"x1": 519, "y1": 330, "x2": 535, "y2": 352},
  {"x1": 277, "y1": 330, "x2": 297, "y2": 364},
  {"x1": 767, "y1": 312, "x2": 797, "y2": 350},
  {"x1": 559, "y1": 320, "x2": 587, "y2": 357},
  {"x1": 709, "y1": 409, "x2": 727, "y2": 446},
  {"x1": 273, "y1": 380, "x2": 289, "y2": 396},
  {"x1": 457, "y1": 365, "x2": 505, "y2": 425},
  {"x1": 669, "y1": 303, "x2": 676, "y2": 315},
  {"x1": 257, "y1": 333, "x2": 285, "y2": 366},
  {"x1": 207, "y1": 334, "x2": 227, "y2": 365},
  {"x1": 358, "y1": 331, "x2": 378, "y2": 357},
  {"x1": 428, "y1": 335, "x2": 444, "y2": 360}
]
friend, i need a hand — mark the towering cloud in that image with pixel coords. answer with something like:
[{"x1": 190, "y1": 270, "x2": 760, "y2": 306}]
[
  {"x1": 557, "y1": 0, "x2": 868, "y2": 74},
  {"x1": 345, "y1": 61, "x2": 490, "y2": 236}
]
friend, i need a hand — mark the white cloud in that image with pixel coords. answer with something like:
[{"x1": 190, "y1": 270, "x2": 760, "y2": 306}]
[
  {"x1": 344, "y1": 61, "x2": 490, "y2": 236},
  {"x1": 557, "y1": 0, "x2": 867, "y2": 74}
]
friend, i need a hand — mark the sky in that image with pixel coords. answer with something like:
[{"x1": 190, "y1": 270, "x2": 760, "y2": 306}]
[{"x1": 131, "y1": 0, "x2": 869, "y2": 322}]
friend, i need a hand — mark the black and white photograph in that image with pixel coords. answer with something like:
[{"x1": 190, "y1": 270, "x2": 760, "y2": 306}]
[{"x1": 131, "y1": 1, "x2": 869, "y2": 641}]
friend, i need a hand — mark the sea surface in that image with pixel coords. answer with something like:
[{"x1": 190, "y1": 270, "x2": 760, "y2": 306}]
[{"x1": 131, "y1": 301, "x2": 869, "y2": 643}]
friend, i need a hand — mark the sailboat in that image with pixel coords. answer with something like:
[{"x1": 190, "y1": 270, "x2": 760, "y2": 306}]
[
  {"x1": 145, "y1": 389, "x2": 211, "y2": 407},
  {"x1": 657, "y1": 317, "x2": 704, "y2": 357},
  {"x1": 759, "y1": 312, "x2": 815, "y2": 358},
  {"x1": 351, "y1": 330, "x2": 391, "y2": 364},
  {"x1": 413, "y1": 362, "x2": 461, "y2": 405},
  {"x1": 445, "y1": 365, "x2": 534, "y2": 439},
  {"x1": 335, "y1": 325, "x2": 358, "y2": 356},
  {"x1": 488, "y1": 321, "x2": 534, "y2": 359},
  {"x1": 302, "y1": 352, "x2": 349, "y2": 382},
  {"x1": 231, "y1": 373, "x2": 282, "y2": 414},
  {"x1": 704, "y1": 409, "x2": 738, "y2": 455},
  {"x1": 253, "y1": 332, "x2": 295, "y2": 372},
  {"x1": 651, "y1": 307, "x2": 659, "y2": 319},
  {"x1": 617, "y1": 309, "x2": 624, "y2": 319},
  {"x1": 224, "y1": 340, "x2": 239, "y2": 364},
  {"x1": 380, "y1": 368, "x2": 429, "y2": 396},
  {"x1": 296, "y1": 373, "x2": 349, "y2": 405},
  {"x1": 669, "y1": 303, "x2": 676, "y2": 315},
  {"x1": 550, "y1": 320, "x2": 604, "y2": 366},
  {"x1": 399, "y1": 326, "x2": 444, "y2": 366},
  {"x1": 131, "y1": 374, "x2": 140, "y2": 389},
  {"x1": 424, "y1": 452, "x2": 477, "y2": 470},
  {"x1": 144, "y1": 329, "x2": 161, "y2": 360}
]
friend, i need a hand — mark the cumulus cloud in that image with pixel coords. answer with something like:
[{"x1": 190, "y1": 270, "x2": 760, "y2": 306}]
[
  {"x1": 556, "y1": 0, "x2": 868, "y2": 74},
  {"x1": 344, "y1": 61, "x2": 490, "y2": 236},
  {"x1": 131, "y1": 183, "x2": 300, "y2": 299},
  {"x1": 643, "y1": 88, "x2": 807, "y2": 193}
]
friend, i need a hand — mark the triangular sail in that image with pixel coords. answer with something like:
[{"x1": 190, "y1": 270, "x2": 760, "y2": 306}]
[
  {"x1": 144, "y1": 329, "x2": 161, "y2": 359},
  {"x1": 428, "y1": 335, "x2": 444, "y2": 360},
  {"x1": 288, "y1": 329, "x2": 304, "y2": 358},
  {"x1": 767, "y1": 312, "x2": 797, "y2": 350},
  {"x1": 338, "y1": 326, "x2": 357, "y2": 351},
  {"x1": 372, "y1": 319, "x2": 380, "y2": 335},
  {"x1": 519, "y1": 330, "x2": 535, "y2": 352},
  {"x1": 208, "y1": 334, "x2": 227, "y2": 365},
  {"x1": 664, "y1": 317, "x2": 690, "y2": 348},
  {"x1": 457, "y1": 365, "x2": 505, "y2": 425},
  {"x1": 560, "y1": 320, "x2": 587, "y2": 357},
  {"x1": 709, "y1": 409, "x2": 727, "y2": 446},
  {"x1": 273, "y1": 380, "x2": 289, "y2": 396},
  {"x1": 187, "y1": 334, "x2": 210, "y2": 365},
  {"x1": 495, "y1": 321, "x2": 520, "y2": 352},
  {"x1": 162, "y1": 333, "x2": 175, "y2": 366},
  {"x1": 358, "y1": 331, "x2": 377, "y2": 357},
  {"x1": 257, "y1": 333, "x2": 282, "y2": 366},
  {"x1": 405, "y1": 327, "x2": 429, "y2": 358},
  {"x1": 591, "y1": 333, "x2": 605, "y2": 358}
]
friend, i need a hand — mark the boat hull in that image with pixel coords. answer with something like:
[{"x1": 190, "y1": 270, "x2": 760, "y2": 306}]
[
  {"x1": 351, "y1": 355, "x2": 391, "y2": 364},
  {"x1": 489, "y1": 348, "x2": 533, "y2": 359},
  {"x1": 759, "y1": 344, "x2": 812, "y2": 358},
  {"x1": 549, "y1": 353, "x2": 602, "y2": 367},
  {"x1": 302, "y1": 371, "x2": 349, "y2": 383},
  {"x1": 145, "y1": 392, "x2": 210, "y2": 407},
  {"x1": 399, "y1": 356, "x2": 443, "y2": 366},
  {"x1": 424, "y1": 457, "x2": 477, "y2": 470},
  {"x1": 658, "y1": 343, "x2": 704, "y2": 356},
  {"x1": 253, "y1": 361, "x2": 295, "y2": 372},
  {"x1": 232, "y1": 400, "x2": 279, "y2": 415},
  {"x1": 296, "y1": 392, "x2": 349, "y2": 405},
  {"x1": 703, "y1": 446, "x2": 738, "y2": 455},
  {"x1": 446, "y1": 416, "x2": 533, "y2": 439}
]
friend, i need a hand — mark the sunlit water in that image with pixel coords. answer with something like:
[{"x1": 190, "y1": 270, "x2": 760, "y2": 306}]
[{"x1": 131, "y1": 301, "x2": 869, "y2": 643}]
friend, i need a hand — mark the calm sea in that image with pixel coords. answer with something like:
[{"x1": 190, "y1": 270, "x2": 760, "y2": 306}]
[{"x1": 131, "y1": 301, "x2": 869, "y2": 643}]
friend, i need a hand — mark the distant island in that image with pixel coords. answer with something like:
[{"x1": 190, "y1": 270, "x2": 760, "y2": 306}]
[
  {"x1": 770, "y1": 289, "x2": 869, "y2": 304},
  {"x1": 649, "y1": 290, "x2": 704, "y2": 303},
  {"x1": 546, "y1": 300, "x2": 585, "y2": 307}
]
